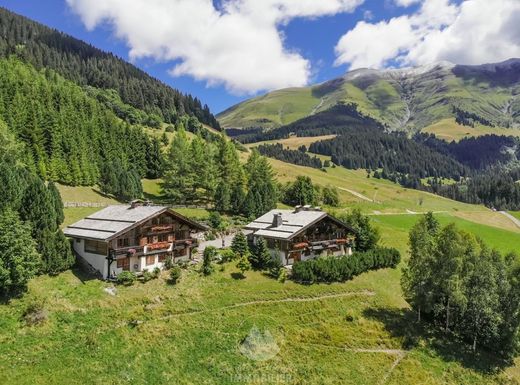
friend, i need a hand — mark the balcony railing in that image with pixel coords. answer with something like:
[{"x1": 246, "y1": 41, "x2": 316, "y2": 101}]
[
  {"x1": 113, "y1": 245, "x2": 145, "y2": 256},
  {"x1": 289, "y1": 238, "x2": 351, "y2": 253},
  {"x1": 112, "y1": 238, "x2": 199, "y2": 257}
]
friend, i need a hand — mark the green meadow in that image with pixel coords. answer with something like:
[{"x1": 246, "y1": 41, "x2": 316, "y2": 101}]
[{"x1": 4, "y1": 144, "x2": 517, "y2": 385}]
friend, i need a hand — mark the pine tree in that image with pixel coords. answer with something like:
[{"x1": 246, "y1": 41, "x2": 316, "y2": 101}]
[
  {"x1": 250, "y1": 237, "x2": 272, "y2": 269},
  {"x1": 231, "y1": 232, "x2": 248, "y2": 258},
  {"x1": 0, "y1": 209, "x2": 40, "y2": 297},
  {"x1": 47, "y1": 181, "x2": 64, "y2": 227}
]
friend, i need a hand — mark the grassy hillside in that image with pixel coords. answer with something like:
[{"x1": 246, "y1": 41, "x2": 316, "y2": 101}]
[
  {"x1": 218, "y1": 87, "x2": 320, "y2": 128},
  {"x1": 11, "y1": 151, "x2": 516, "y2": 385},
  {"x1": 218, "y1": 59, "x2": 520, "y2": 138},
  {"x1": 1, "y1": 211, "x2": 518, "y2": 384}
]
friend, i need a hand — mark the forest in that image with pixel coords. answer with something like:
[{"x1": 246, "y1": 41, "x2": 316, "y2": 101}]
[
  {"x1": 0, "y1": 7, "x2": 220, "y2": 129},
  {"x1": 256, "y1": 143, "x2": 323, "y2": 169}
]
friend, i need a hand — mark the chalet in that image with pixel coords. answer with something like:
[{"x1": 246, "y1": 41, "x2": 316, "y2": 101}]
[
  {"x1": 63, "y1": 201, "x2": 208, "y2": 279},
  {"x1": 245, "y1": 206, "x2": 356, "y2": 266}
]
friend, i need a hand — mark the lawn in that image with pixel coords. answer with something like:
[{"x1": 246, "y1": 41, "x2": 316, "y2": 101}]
[
  {"x1": 372, "y1": 213, "x2": 520, "y2": 255},
  {"x1": 509, "y1": 211, "x2": 520, "y2": 221}
]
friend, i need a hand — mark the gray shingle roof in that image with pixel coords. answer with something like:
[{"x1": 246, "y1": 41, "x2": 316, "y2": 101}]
[
  {"x1": 63, "y1": 205, "x2": 166, "y2": 241},
  {"x1": 245, "y1": 209, "x2": 327, "y2": 240}
]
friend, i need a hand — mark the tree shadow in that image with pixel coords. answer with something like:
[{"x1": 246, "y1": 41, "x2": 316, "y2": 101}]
[
  {"x1": 71, "y1": 266, "x2": 100, "y2": 284},
  {"x1": 230, "y1": 272, "x2": 245, "y2": 280},
  {"x1": 362, "y1": 307, "x2": 511, "y2": 374}
]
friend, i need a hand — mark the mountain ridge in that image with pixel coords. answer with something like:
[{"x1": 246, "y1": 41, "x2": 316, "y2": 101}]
[{"x1": 218, "y1": 58, "x2": 520, "y2": 134}]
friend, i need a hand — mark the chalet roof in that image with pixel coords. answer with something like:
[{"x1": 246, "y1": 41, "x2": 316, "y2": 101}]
[
  {"x1": 63, "y1": 204, "x2": 207, "y2": 241},
  {"x1": 244, "y1": 208, "x2": 349, "y2": 241}
]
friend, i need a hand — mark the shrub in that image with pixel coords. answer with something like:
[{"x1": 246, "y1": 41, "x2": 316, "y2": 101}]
[
  {"x1": 219, "y1": 248, "x2": 238, "y2": 263},
  {"x1": 163, "y1": 257, "x2": 174, "y2": 270},
  {"x1": 202, "y1": 246, "x2": 216, "y2": 275},
  {"x1": 236, "y1": 256, "x2": 251, "y2": 277},
  {"x1": 291, "y1": 247, "x2": 400, "y2": 284},
  {"x1": 22, "y1": 300, "x2": 48, "y2": 326},
  {"x1": 152, "y1": 267, "x2": 161, "y2": 278},
  {"x1": 142, "y1": 269, "x2": 154, "y2": 282},
  {"x1": 277, "y1": 268, "x2": 287, "y2": 283},
  {"x1": 116, "y1": 271, "x2": 137, "y2": 286},
  {"x1": 169, "y1": 266, "x2": 181, "y2": 284}
]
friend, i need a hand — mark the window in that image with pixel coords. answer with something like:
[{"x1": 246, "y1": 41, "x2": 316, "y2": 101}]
[
  {"x1": 146, "y1": 255, "x2": 156, "y2": 265},
  {"x1": 158, "y1": 254, "x2": 168, "y2": 262},
  {"x1": 158, "y1": 234, "x2": 169, "y2": 242},
  {"x1": 116, "y1": 257, "x2": 130, "y2": 271},
  {"x1": 117, "y1": 238, "x2": 129, "y2": 248},
  {"x1": 174, "y1": 230, "x2": 187, "y2": 240},
  {"x1": 84, "y1": 240, "x2": 108, "y2": 255}
]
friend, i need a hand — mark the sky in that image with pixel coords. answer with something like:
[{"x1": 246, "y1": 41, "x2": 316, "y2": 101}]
[{"x1": 1, "y1": 0, "x2": 519, "y2": 114}]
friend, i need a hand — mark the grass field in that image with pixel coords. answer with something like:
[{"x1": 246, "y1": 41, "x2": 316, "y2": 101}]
[
  {"x1": 1, "y1": 209, "x2": 518, "y2": 384},
  {"x1": 245, "y1": 134, "x2": 337, "y2": 150},
  {"x1": 422, "y1": 118, "x2": 520, "y2": 142},
  {"x1": 509, "y1": 211, "x2": 520, "y2": 221}
]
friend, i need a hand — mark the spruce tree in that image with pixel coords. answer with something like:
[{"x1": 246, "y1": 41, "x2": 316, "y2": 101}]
[
  {"x1": 231, "y1": 232, "x2": 248, "y2": 258},
  {"x1": 0, "y1": 209, "x2": 40, "y2": 297}
]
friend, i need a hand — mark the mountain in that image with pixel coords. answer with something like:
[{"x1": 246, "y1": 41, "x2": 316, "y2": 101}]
[
  {"x1": 218, "y1": 59, "x2": 520, "y2": 133},
  {"x1": 0, "y1": 7, "x2": 220, "y2": 129}
]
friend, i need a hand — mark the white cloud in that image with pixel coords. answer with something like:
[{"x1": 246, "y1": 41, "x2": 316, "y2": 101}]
[
  {"x1": 66, "y1": 0, "x2": 363, "y2": 94},
  {"x1": 394, "y1": 0, "x2": 421, "y2": 7},
  {"x1": 335, "y1": 0, "x2": 520, "y2": 70}
]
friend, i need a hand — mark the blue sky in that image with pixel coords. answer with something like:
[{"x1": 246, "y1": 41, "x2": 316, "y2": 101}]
[{"x1": 2, "y1": 0, "x2": 518, "y2": 114}]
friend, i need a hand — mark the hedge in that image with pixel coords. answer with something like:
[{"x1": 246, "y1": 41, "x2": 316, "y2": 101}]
[{"x1": 291, "y1": 247, "x2": 401, "y2": 284}]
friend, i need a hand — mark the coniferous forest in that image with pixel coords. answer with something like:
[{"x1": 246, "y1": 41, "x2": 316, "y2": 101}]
[{"x1": 0, "y1": 7, "x2": 220, "y2": 129}]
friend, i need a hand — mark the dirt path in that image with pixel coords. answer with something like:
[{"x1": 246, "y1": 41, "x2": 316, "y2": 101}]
[
  {"x1": 499, "y1": 211, "x2": 520, "y2": 229},
  {"x1": 338, "y1": 187, "x2": 374, "y2": 202},
  {"x1": 310, "y1": 97, "x2": 326, "y2": 115},
  {"x1": 140, "y1": 290, "x2": 376, "y2": 322}
]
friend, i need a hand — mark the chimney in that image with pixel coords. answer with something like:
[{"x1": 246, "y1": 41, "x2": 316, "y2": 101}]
[
  {"x1": 272, "y1": 213, "x2": 283, "y2": 227},
  {"x1": 294, "y1": 205, "x2": 303, "y2": 212},
  {"x1": 303, "y1": 205, "x2": 311, "y2": 211},
  {"x1": 130, "y1": 199, "x2": 143, "y2": 209}
]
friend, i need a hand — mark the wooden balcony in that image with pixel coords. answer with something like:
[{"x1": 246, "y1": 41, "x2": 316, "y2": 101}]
[
  {"x1": 113, "y1": 245, "x2": 145, "y2": 257},
  {"x1": 289, "y1": 238, "x2": 351, "y2": 253}
]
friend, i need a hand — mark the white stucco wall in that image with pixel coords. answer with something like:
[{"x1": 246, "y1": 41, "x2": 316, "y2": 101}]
[{"x1": 72, "y1": 239, "x2": 108, "y2": 278}]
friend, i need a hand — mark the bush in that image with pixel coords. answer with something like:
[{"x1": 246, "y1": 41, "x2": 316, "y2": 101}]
[
  {"x1": 169, "y1": 266, "x2": 181, "y2": 284},
  {"x1": 202, "y1": 246, "x2": 217, "y2": 275},
  {"x1": 152, "y1": 267, "x2": 161, "y2": 278},
  {"x1": 277, "y1": 268, "x2": 287, "y2": 283},
  {"x1": 116, "y1": 271, "x2": 137, "y2": 286},
  {"x1": 291, "y1": 247, "x2": 400, "y2": 284},
  {"x1": 163, "y1": 257, "x2": 174, "y2": 270},
  {"x1": 22, "y1": 301, "x2": 48, "y2": 326},
  {"x1": 219, "y1": 248, "x2": 238, "y2": 263},
  {"x1": 142, "y1": 269, "x2": 154, "y2": 282}
]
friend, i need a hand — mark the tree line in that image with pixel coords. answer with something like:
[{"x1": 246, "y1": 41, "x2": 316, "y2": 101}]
[
  {"x1": 161, "y1": 128, "x2": 278, "y2": 219},
  {"x1": 0, "y1": 7, "x2": 220, "y2": 129},
  {"x1": 309, "y1": 129, "x2": 468, "y2": 180},
  {"x1": 0, "y1": 122, "x2": 74, "y2": 298},
  {"x1": 256, "y1": 143, "x2": 323, "y2": 169},
  {"x1": 402, "y1": 213, "x2": 520, "y2": 358}
]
